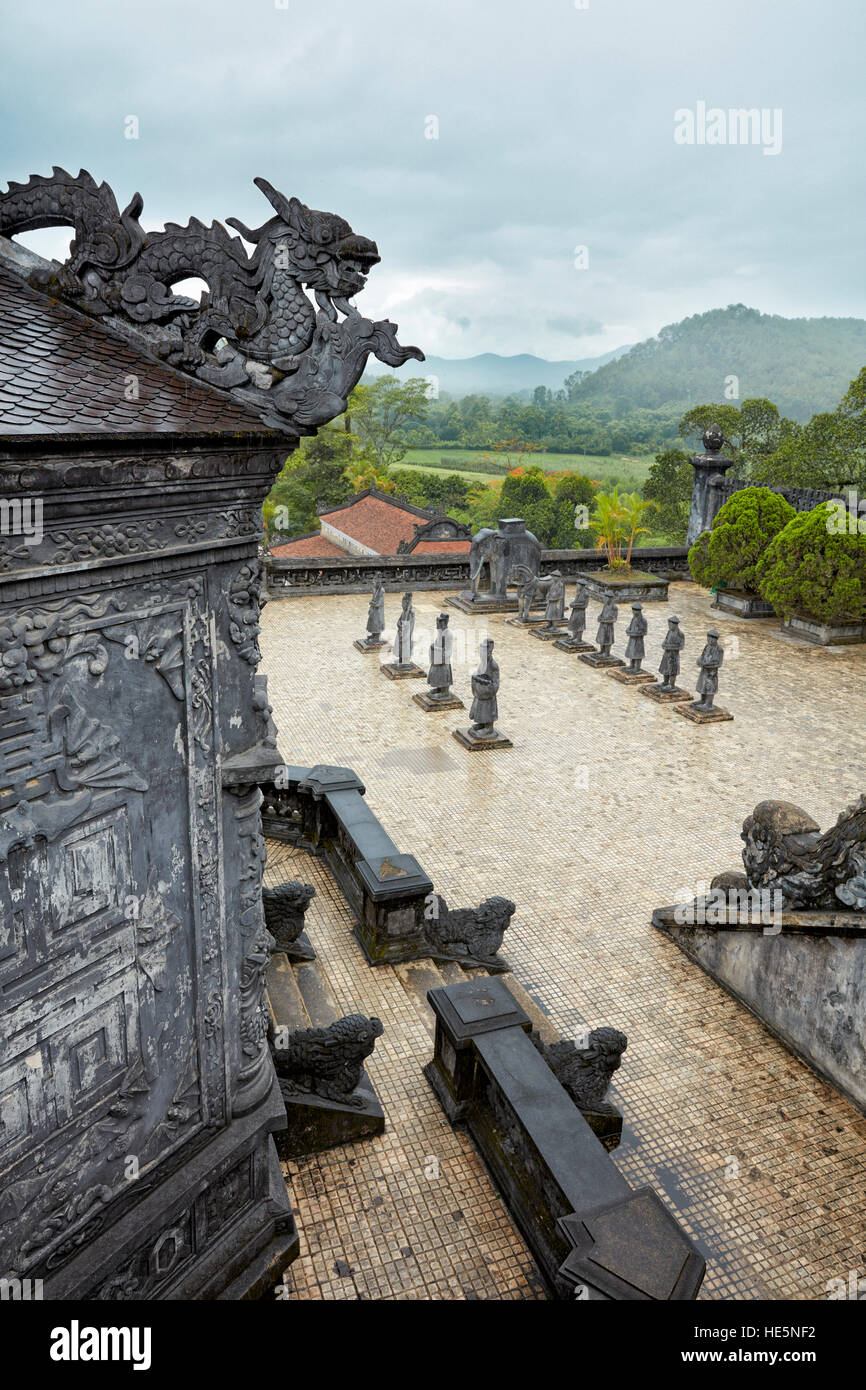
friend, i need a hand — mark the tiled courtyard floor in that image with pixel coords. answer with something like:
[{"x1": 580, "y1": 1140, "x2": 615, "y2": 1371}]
[{"x1": 260, "y1": 580, "x2": 866, "y2": 1301}]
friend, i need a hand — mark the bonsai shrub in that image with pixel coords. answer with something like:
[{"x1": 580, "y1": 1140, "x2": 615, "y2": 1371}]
[
  {"x1": 756, "y1": 501, "x2": 866, "y2": 624},
  {"x1": 688, "y1": 486, "x2": 795, "y2": 592}
]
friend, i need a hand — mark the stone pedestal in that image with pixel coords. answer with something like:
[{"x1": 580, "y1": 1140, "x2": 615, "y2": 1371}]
[
  {"x1": 553, "y1": 637, "x2": 595, "y2": 654},
  {"x1": 503, "y1": 614, "x2": 545, "y2": 627},
  {"x1": 529, "y1": 624, "x2": 568, "y2": 641},
  {"x1": 274, "y1": 1075, "x2": 384, "y2": 1161},
  {"x1": 453, "y1": 727, "x2": 513, "y2": 751},
  {"x1": 579, "y1": 652, "x2": 625, "y2": 669},
  {"x1": 413, "y1": 691, "x2": 465, "y2": 711},
  {"x1": 607, "y1": 668, "x2": 656, "y2": 685},
  {"x1": 354, "y1": 637, "x2": 389, "y2": 652},
  {"x1": 381, "y1": 661, "x2": 425, "y2": 680},
  {"x1": 675, "y1": 703, "x2": 734, "y2": 724},
  {"x1": 582, "y1": 570, "x2": 670, "y2": 604},
  {"x1": 782, "y1": 613, "x2": 866, "y2": 646},
  {"x1": 712, "y1": 589, "x2": 775, "y2": 619},
  {"x1": 640, "y1": 684, "x2": 692, "y2": 703}
]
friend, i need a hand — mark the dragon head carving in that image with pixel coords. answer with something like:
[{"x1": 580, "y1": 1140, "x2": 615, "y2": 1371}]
[{"x1": 227, "y1": 177, "x2": 381, "y2": 310}]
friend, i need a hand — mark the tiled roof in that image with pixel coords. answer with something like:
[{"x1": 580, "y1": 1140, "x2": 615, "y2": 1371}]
[
  {"x1": 321, "y1": 491, "x2": 439, "y2": 554},
  {"x1": 407, "y1": 538, "x2": 472, "y2": 554},
  {"x1": 270, "y1": 532, "x2": 349, "y2": 559},
  {"x1": 0, "y1": 265, "x2": 278, "y2": 438}
]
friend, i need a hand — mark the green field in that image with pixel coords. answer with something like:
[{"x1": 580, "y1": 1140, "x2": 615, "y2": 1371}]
[{"x1": 396, "y1": 448, "x2": 652, "y2": 488}]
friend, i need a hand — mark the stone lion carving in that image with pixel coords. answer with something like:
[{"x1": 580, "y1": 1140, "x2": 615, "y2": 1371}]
[
  {"x1": 274, "y1": 1014, "x2": 384, "y2": 1107},
  {"x1": 424, "y1": 894, "x2": 516, "y2": 965},
  {"x1": 532, "y1": 1026, "x2": 628, "y2": 1113},
  {"x1": 713, "y1": 795, "x2": 866, "y2": 911}
]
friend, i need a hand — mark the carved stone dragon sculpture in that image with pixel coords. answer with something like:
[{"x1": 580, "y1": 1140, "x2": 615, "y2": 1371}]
[
  {"x1": 262, "y1": 880, "x2": 316, "y2": 956},
  {"x1": 531, "y1": 1026, "x2": 628, "y2": 1114},
  {"x1": 0, "y1": 167, "x2": 424, "y2": 431},
  {"x1": 713, "y1": 795, "x2": 866, "y2": 911},
  {"x1": 424, "y1": 893, "x2": 516, "y2": 967},
  {"x1": 273, "y1": 1014, "x2": 384, "y2": 1107}
]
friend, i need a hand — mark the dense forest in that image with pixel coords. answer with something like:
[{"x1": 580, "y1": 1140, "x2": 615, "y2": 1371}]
[
  {"x1": 265, "y1": 319, "x2": 866, "y2": 551},
  {"x1": 566, "y1": 305, "x2": 866, "y2": 422}
]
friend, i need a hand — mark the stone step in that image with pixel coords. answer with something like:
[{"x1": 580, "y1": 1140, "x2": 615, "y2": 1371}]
[
  {"x1": 392, "y1": 959, "x2": 448, "y2": 1039},
  {"x1": 294, "y1": 959, "x2": 341, "y2": 1029},
  {"x1": 500, "y1": 976, "x2": 561, "y2": 1046},
  {"x1": 267, "y1": 951, "x2": 310, "y2": 1037},
  {"x1": 437, "y1": 960, "x2": 469, "y2": 986}
]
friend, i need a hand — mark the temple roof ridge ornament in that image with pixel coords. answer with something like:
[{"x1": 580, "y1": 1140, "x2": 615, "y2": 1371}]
[{"x1": 0, "y1": 167, "x2": 424, "y2": 436}]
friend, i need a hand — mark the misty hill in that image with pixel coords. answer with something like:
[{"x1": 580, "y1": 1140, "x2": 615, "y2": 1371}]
[
  {"x1": 568, "y1": 305, "x2": 866, "y2": 422},
  {"x1": 364, "y1": 347, "x2": 629, "y2": 397}
]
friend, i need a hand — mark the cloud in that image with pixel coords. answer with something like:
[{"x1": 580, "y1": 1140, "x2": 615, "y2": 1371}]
[
  {"x1": 546, "y1": 316, "x2": 604, "y2": 338},
  {"x1": 1, "y1": 0, "x2": 862, "y2": 359}
]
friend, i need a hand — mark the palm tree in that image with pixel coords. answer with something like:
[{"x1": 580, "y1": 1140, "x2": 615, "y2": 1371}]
[
  {"x1": 590, "y1": 486, "x2": 629, "y2": 569},
  {"x1": 619, "y1": 491, "x2": 658, "y2": 565}
]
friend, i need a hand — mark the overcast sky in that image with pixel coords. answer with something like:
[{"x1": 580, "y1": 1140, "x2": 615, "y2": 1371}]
[{"x1": 2, "y1": 0, "x2": 862, "y2": 362}]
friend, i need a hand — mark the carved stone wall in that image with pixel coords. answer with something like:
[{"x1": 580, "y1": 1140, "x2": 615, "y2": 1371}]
[
  {"x1": 0, "y1": 439, "x2": 298, "y2": 1297},
  {"x1": 265, "y1": 545, "x2": 690, "y2": 597}
]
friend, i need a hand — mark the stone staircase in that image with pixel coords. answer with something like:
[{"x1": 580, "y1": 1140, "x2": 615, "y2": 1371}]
[{"x1": 390, "y1": 958, "x2": 561, "y2": 1047}]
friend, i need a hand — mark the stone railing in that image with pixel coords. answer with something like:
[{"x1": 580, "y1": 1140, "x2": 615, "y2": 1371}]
[
  {"x1": 708, "y1": 475, "x2": 838, "y2": 518},
  {"x1": 424, "y1": 977, "x2": 706, "y2": 1300},
  {"x1": 265, "y1": 545, "x2": 689, "y2": 597},
  {"x1": 260, "y1": 763, "x2": 434, "y2": 963}
]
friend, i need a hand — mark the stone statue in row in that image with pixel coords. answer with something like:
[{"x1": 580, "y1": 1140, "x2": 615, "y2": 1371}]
[{"x1": 355, "y1": 581, "x2": 424, "y2": 678}]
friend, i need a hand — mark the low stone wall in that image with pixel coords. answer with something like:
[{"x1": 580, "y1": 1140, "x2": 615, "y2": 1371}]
[
  {"x1": 654, "y1": 912, "x2": 866, "y2": 1112},
  {"x1": 265, "y1": 545, "x2": 689, "y2": 598}
]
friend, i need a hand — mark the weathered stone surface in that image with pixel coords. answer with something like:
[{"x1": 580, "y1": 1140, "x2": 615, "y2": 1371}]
[
  {"x1": 782, "y1": 613, "x2": 866, "y2": 645},
  {"x1": 582, "y1": 570, "x2": 670, "y2": 603}
]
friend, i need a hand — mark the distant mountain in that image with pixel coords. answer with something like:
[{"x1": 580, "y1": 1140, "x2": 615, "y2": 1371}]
[
  {"x1": 567, "y1": 305, "x2": 866, "y2": 422},
  {"x1": 363, "y1": 347, "x2": 629, "y2": 397}
]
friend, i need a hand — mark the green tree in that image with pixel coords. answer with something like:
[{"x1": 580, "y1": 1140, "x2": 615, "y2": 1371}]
[
  {"x1": 756, "y1": 502, "x2": 866, "y2": 623},
  {"x1": 548, "y1": 473, "x2": 597, "y2": 548},
  {"x1": 350, "y1": 375, "x2": 431, "y2": 471},
  {"x1": 642, "y1": 449, "x2": 692, "y2": 544},
  {"x1": 688, "y1": 487, "x2": 796, "y2": 593}
]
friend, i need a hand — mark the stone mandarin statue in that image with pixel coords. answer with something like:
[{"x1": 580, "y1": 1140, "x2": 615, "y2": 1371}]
[
  {"x1": 395, "y1": 591, "x2": 415, "y2": 666},
  {"x1": 355, "y1": 572, "x2": 387, "y2": 652},
  {"x1": 453, "y1": 638, "x2": 512, "y2": 749},
  {"x1": 624, "y1": 603, "x2": 647, "y2": 673},
  {"x1": 426, "y1": 612, "x2": 454, "y2": 700},
  {"x1": 657, "y1": 616, "x2": 685, "y2": 691},
  {"x1": 381, "y1": 591, "x2": 423, "y2": 679},
  {"x1": 554, "y1": 581, "x2": 594, "y2": 653},
  {"x1": 530, "y1": 570, "x2": 567, "y2": 639},
  {"x1": 675, "y1": 627, "x2": 733, "y2": 724}
]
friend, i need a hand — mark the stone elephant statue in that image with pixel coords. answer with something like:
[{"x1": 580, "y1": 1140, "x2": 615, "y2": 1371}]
[{"x1": 468, "y1": 519, "x2": 542, "y2": 599}]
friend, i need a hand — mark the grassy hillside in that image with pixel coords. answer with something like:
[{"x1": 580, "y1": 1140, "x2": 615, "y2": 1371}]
[{"x1": 568, "y1": 304, "x2": 866, "y2": 422}]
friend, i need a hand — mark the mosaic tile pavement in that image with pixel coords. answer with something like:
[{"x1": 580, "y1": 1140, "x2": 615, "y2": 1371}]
[{"x1": 260, "y1": 581, "x2": 866, "y2": 1301}]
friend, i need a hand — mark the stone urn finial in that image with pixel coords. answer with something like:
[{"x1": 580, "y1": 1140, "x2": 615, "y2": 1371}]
[{"x1": 702, "y1": 424, "x2": 725, "y2": 454}]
